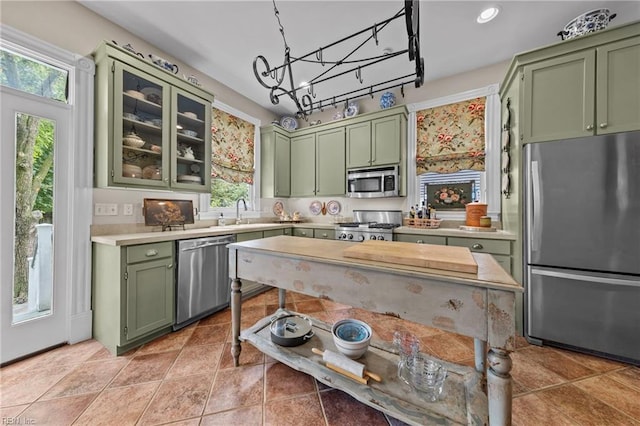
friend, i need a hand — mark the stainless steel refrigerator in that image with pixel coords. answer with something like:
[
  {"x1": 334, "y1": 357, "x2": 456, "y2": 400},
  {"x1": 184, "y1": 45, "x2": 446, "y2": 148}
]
[{"x1": 524, "y1": 131, "x2": 640, "y2": 364}]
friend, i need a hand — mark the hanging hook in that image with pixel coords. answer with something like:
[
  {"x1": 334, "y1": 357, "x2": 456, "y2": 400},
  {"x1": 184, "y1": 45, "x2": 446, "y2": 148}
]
[
  {"x1": 332, "y1": 97, "x2": 336, "y2": 108},
  {"x1": 316, "y1": 48, "x2": 324, "y2": 66},
  {"x1": 344, "y1": 98, "x2": 349, "y2": 110},
  {"x1": 319, "y1": 100, "x2": 323, "y2": 112},
  {"x1": 372, "y1": 23, "x2": 379, "y2": 46},
  {"x1": 355, "y1": 66, "x2": 363, "y2": 84},
  {"x1": 401, "y1": 83, "x2": 405, "y2": 98},
  {"x1": 369, "y1": 86, "x2": 374, "y2": 99},
  {"x1": 307, "y1": 83, "x2": 316, "y2": 99}
]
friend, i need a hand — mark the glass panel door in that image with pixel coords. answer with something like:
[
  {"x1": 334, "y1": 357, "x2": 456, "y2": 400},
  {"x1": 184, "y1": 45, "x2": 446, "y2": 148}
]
[
  {"x1": 13, "y1": 112, "x2": 55, "y2": 324},
  {"x1": 113, "y1": 61, "x2": 169, "y2": 187}
]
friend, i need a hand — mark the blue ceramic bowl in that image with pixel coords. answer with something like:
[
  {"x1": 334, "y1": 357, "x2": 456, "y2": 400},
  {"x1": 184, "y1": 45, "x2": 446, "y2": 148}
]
[
  {"x1": 379, "y1": 91, "x2": 396, "y2": 109},
  {"x1": 332, "y1": 319, "x2": 372, "y2": 359}
]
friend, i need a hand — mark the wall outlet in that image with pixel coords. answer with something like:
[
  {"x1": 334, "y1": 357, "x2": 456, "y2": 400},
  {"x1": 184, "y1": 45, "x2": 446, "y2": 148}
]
[
  {"x1": 106, "y1": 203, "x2": 118, "y2": 216},
  {"x1": 123, "y1": 204, "x2": 133, "y2": 216}
]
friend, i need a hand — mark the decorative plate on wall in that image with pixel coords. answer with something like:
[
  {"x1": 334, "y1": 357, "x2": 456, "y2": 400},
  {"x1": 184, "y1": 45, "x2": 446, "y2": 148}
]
[
  {"x1": 280, "y1": 116, "x2": 298, "y2": 131},
  {"x1": 273, "y1": 200, "x2": 284, "y2": 216},
  {"x1": 327, "y1": 200, "x2": 341, "y2": 215},
  {"x1": 309, "y1": 200, "x2": 322, "y2": 216}
]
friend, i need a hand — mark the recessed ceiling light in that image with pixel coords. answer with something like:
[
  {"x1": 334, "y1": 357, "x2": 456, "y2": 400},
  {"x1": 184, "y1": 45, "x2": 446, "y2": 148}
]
[{"x1": 477, "y1": 6, "x2": 500, "y2": 24}]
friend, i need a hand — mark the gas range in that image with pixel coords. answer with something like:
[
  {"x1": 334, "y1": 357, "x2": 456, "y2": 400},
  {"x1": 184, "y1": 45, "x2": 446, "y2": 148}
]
[{"x1": 334, "y1": 210, "x2": 402, "y2": 242}]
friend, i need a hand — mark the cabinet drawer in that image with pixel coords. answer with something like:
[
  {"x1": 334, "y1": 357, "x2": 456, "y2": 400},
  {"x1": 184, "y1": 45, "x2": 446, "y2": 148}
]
[
  {"x1": 236, "y1": 231, "x2": 264, "y2": 242},
  {"x1": 127, "y1": 242, "x2": 173, "y2": 264},
  {"x1": 394, "y1": 234, "x2": 447, "y2": 245},
  {"x1": 314, "y1": 229, "x2": 335, "y2": 240},
  {"x1": 447, "y1": 237, "x2": 511, "y2": 255},
  {"x1": 293, "y1": 228, "x2": 314, "y2": 238},
  {"x1": 492, "y1": 254, "x2": 512, "y2": 274},
  {"x1": 263, "y1": 229, "x2": 285, "y2": 238}
]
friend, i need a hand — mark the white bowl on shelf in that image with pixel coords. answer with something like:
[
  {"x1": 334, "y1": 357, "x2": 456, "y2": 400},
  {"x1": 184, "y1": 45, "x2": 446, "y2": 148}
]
[
  {"x1": 122, "y1": 133, "x2": 145, "y2": 148},
  {"x1": 177, "y1": 174, "x2": 202, "y2": 184},
  {"x1": 331, "y1": 318, "x2": 372, "y2": 359},
  {"x1": 184, "y1": 112, "x2": 198, "y2": 119},
  {"x1": 125, "y1": 90, "x2": 145, "y2": 100},
  {"x1": 122, "y1": 164, "x2": 142, "y2": 178},
  {"x1": 180, "y1": 129, "x2": 198, "y2": 138}
]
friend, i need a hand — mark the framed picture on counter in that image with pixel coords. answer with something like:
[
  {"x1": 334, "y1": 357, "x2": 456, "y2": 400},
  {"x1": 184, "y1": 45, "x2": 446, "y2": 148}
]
[
  {"x1": 424, "y1": 181, "x2": 474, "y2": 209},
  {"x1": 143, "y1": 198, "x2": 194, "y2": 230}
]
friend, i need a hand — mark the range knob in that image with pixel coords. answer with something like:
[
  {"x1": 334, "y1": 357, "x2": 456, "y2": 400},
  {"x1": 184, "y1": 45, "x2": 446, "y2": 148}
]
[
  {"x1": 347, "y1": 234, "x2": 353, "y2": 240},
  {"x1": 339, "y1": 233, "x2": 347, "y2": 240},
  {"x1": 358, "y1": 235, "x2": 365, "y2": 242},
  {"x1": 370, "y1": 235, "x2": 377, "y2": 240},
  {"x1": 377, "y1": 235, "x2": 385, "y2": 241}
]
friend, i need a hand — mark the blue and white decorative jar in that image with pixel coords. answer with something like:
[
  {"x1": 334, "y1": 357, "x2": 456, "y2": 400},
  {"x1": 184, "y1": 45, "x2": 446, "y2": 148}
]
[{"x1": 379, "y1": 91, "x2": 396, "y2": 109}]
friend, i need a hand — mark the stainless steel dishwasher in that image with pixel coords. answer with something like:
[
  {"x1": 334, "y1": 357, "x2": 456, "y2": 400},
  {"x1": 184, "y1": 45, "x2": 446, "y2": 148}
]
[{"x1": 174, "y1": 234, "x2": 235, "y2": 330}]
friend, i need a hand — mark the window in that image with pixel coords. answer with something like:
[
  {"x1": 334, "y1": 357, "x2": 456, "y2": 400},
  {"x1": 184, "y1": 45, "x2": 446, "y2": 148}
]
[
  {"x1": 407, "y1": 84, "x2": 500, "y2": 219},
  {"x1": 200, "y1": 100, "x2": 261, "y2": 219}
]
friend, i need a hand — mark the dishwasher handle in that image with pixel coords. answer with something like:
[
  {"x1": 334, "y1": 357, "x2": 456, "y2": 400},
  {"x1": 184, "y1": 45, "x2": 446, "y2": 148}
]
[{"x1": 179, "y1": 237, "x2": 235, "y2": 252}]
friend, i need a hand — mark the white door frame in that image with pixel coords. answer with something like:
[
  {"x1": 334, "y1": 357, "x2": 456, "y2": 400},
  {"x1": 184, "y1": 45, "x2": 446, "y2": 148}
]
[{"x1": 0, "y1": 25, "x2": 94, "y2": 364}]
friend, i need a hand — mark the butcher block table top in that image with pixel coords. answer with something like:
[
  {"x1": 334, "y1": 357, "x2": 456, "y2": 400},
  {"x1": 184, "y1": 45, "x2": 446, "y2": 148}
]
[
  {"x1": 228, "y1": 235, "x2": 520, "y2": 292},
  {"x1": 343, "y1": 240, "x2": 478, "y2": 274}
]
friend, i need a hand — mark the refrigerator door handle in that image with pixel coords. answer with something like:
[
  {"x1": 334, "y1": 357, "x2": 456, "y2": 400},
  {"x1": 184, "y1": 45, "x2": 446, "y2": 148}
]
[
  {"x1": 532, "y1": 267, "x2": 640, "y2": 288},
  {"x1": 530, "y1": 160, "x2": 542, "y2": 253}
]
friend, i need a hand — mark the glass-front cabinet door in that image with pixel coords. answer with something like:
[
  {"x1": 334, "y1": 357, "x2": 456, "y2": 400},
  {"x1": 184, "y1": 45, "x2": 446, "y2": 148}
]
[
  {"x1": 113, "y1": 61, "x2": 170, "y2": 188},
  {"x1": 171, "y1": 88, "x2": 211, "y2": 191}
]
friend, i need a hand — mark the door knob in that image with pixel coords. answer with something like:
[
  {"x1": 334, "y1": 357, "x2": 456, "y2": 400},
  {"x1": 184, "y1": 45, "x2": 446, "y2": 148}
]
[{"x1": 471, "y1": 243, "x2": 483, "y2": 250}]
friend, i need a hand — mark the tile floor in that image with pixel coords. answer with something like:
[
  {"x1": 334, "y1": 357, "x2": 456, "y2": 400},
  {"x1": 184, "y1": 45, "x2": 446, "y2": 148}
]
[{"x1": 1, "y1": 288, "x2": 639, "y2": 426}]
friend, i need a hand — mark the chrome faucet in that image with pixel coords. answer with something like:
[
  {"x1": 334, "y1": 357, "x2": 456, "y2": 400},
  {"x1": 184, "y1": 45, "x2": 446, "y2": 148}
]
[{"x1": 236, "y1": 198, "x2": 247, "y2": 224}]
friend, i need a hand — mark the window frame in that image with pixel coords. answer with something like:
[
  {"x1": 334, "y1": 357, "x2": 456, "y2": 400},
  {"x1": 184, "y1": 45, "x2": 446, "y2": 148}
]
[
  {"x1": 407, "y1": 84, "x2": 501, "y2": 220},
  {"x1": 199, "y1": 99, "x2": 261, "y2": 220}
]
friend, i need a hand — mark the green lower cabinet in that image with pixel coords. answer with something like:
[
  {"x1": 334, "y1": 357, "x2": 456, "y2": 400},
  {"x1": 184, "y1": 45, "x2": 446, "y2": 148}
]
[
  {"x1": 393, "y1": 234, "x2": 447, "y2": 245},
  {"x1": 314, "y1": 229, "x2": 335, "y2": 240},
  {"x1": 236, "y1": 231, "x2": 264, "y2": 242},
  {"x1": 293, "y1": 228, "x2": 313, "y2": 238},
  {"x1": 93, "y1": 241, "x2": 175, "y2": 355},
  {"x1": 263, "y1": 228, "x2": 286, "y2": 238}
]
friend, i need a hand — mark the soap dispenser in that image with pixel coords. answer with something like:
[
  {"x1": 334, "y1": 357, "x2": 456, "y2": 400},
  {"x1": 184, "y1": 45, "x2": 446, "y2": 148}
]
[{"x1": 218, "y1": 213, "x2": 225, "y2": 226}]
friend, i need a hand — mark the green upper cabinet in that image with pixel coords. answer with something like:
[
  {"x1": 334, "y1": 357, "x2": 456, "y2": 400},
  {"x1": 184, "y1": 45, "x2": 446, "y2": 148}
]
[
  {"x1": 506, "y1": 23, "x2": 640, "y2": 144},
  {"x1": 596, "y1": 36, "x2": 640, "y2": 135},
  {"x1": 346, "y1": 113, "x2": 404, "y2": 168},
  {"x1": 261, "y1": 126, "x2": 290, "y2": 197},
  {"x1": 316, "y1": 127, "x2": 346, "y2": 196},
  {"x1": 290, "y1": 133, "x2": 317, "y2": 196},
  {"x1": 93, "y1": 41, "x2": 214, "y2": 192},
  {"x1": 523, "y1": 51, "x2": 596, "y2": 143},
  {"x1": 290, "y1": 128, "x2": 345, "y2": 197}
]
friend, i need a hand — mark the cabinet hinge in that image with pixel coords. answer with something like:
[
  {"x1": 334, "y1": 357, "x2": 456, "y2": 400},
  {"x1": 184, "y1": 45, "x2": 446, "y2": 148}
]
[
  {"x1": 520, "y1": 73, "x2": 524, "y2": 81},
  {"x1": 124, "y1": 271, "x2": 128, "y2": 280},
  {"x1": 111, "y1": 62, "x2": 115, "y2": 73},
  {"x1": 111, "y1": 169, "x2": 114, "y2": 177},
  {"x1": 124, "y1": 326, "x2": 128, "y2": 337}
]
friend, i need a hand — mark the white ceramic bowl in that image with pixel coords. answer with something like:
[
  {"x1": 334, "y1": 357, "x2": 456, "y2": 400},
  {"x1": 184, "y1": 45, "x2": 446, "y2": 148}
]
[
  {"x1": 180, "y1": 129, "x2": 198, "y2": 138},
  {"x1": 122, "y1": 133, "x2": 145, "y2": 148},
  {"x1": 122, "y1": 164, "x2": 142, "y2": 178},
  {"x1": 184, "y1": 112, "x2": 198, "y2": 119},
  {"x1": 177, "y1": 174, "x2": 202, "y2": 184},
  {"x1": 125, "y1": 90, "x2": 145, "y2": 100},
  {"x1": 332, "y1": 319, "x2": 372, "y2": 359}
]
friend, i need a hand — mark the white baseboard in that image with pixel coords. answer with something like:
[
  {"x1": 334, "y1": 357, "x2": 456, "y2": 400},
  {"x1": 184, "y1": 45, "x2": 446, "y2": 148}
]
[{"x1": 69, "y1": 310, "x2": 92, "y2": 344}]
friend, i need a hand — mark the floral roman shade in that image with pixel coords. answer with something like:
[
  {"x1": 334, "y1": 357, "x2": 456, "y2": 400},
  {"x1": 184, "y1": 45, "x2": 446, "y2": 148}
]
[
  {"x1": 416, "y1": 97, "x2": 486, "y2": 174},
  {"x1": 211, "y1": 107, "x2": 255, "y2": 184}
]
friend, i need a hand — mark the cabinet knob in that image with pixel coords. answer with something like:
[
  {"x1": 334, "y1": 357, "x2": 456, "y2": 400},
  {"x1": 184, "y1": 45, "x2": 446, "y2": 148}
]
[
  {"x1": 322, "y1": 233, "x2": 327, "y2": 237},
  {"x1": 599, "y1": 123, "x2": 608, "y2": 128},
  {"x1": 164, "y1": 178, "x2": 169, "y2": 183},
  {"x1": 586, "y1": 124, "x2": 594, "y2": 131},
  {"x1": 471, "y1": 243, "x2": 483, "y2": 250},
  {"x1": 167, "y1": 263, "x2": 173, "y2": 269},
  {"x1": 416, "y1": 239, "x2": 424, "y2": 244}
]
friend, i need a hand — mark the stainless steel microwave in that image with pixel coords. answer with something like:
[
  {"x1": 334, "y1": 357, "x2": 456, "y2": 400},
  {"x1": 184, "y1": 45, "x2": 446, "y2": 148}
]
[{"x1": 346, "y1": 165, "x2": 399, "y2": 198}]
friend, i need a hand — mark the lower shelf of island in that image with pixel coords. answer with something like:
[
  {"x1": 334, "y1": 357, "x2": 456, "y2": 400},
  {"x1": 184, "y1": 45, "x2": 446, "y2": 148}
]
[{"x1": 240, "y1": 309, "x2": 488, "y2": 426}]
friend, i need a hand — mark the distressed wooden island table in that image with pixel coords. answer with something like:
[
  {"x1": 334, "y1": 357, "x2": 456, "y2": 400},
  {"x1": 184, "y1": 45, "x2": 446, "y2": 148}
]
[{"x1": 229, "y1": 236, "x2": 522, "y2": 426}]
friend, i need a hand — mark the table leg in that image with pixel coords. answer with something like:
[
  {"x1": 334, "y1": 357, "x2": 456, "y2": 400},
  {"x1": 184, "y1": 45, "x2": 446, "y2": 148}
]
[
  {"x1": 487, "y1": 348, "x2": 513, "y2": 426},
  {"x1": 231, "y1": 277, "x2": 242, "y2": 367},
  {"x1": 474, "y1": 338, "x2": 487, "y2": 373},
  {"x1": 278, "y1": 288, "x2": 286, "y2": 309}
]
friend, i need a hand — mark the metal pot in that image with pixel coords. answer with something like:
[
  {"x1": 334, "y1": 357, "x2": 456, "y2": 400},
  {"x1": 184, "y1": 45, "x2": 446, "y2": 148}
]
[{"x1": 270, "y1": 314, "x2": 314, "y2": 347}]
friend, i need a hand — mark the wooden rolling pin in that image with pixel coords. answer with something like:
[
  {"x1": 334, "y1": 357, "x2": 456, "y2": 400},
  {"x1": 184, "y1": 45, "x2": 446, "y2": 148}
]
[{"x1": 312, "y1": 348, "x2": 382, "y2": 383}]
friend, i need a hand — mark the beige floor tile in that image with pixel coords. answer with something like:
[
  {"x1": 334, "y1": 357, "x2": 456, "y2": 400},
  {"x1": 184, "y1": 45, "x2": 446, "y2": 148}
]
[
  {"x1": 515, "y1": 346, "x2": 596, "y2": 380},
  {"x1": 512, "y1": 393, "x2": 578, "y2": 426},
  {"x1": 135, "y1": 325, "x2": 196, "y2": 355},
  {"x1": 265, "y1": 362, "x2": 316, "y2": 401},
  {"x1": 264, "y1": 393, "x2": 325, "y2": 426},
  {"x1": 74, "y1": 382, "x2": 158, "y2": 425},
  {"x1": 18, "y1": 393, "x2": 97, "y2": 426},
  {"x1": 218, "y1": 342, "x2": 265, "y2": 369},
  {"x1": 186, "y1": 324, "x2": 230, "y2": 346},
  {"x1": 608, "y1": 366, "x2": 640, "y2": 391},
  {"x1": 40, "y1": 358, "x2": 129, "y2": 400},
  {"x1": 0, "y1": 363, "x2": 77, "y2": 406},
  {"x1": 109, "y1": 350, "x2": 179, "y2": 387},
  {"x1": 508, "y1": 350, "x2": 567, "y2": 392},
  {"x1": 574, "y1": 375, "x2": 640, "y2": 420},
  {"x1": 166, "y1": 343, "x2": 224, "y2": 379},
  {"x1": 204, "y1": 364, "x2": 263, "y2": 414},
  {"x1": 138, "y1": 374, "x2": 212, "y2": 425},
  {"x1": 201, "y1": 404, "x2": 262, "y2": 426}
]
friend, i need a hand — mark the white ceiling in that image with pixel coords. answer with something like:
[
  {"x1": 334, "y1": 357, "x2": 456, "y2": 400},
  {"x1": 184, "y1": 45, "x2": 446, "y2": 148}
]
[{"x1": 79, "y1": 1, "x2": 639, "y2": 116}]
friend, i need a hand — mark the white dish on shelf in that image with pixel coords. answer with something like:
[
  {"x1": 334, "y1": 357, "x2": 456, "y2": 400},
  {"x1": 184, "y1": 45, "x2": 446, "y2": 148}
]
[
  {"x1": 309, "y1": 200, "x2": 322, "y2": 216},
  {"x1": 183, "y1": 111, "x2": 198, "y2": 119},
  {"x1": 180, "y1": 129, "x2": 198, "y2": 138},
  {"x1": 177, "y1": 174, "x2": 202, "y2": 183},
  {"x1": 344, "y1": 102, "x2": 359, "y2": 118},
  {"x1": 122, "y1": 164, "x2": 142, "y2": 178},
  {"x1": 125, "y1": 90, "x2": 145, "y2": 100},
  {"x1": 141, "y1": 87, "x2": 162, "y2": 105},
  {"x1": 280, "y1": 116, "x2": 298, "y2": 131}
]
